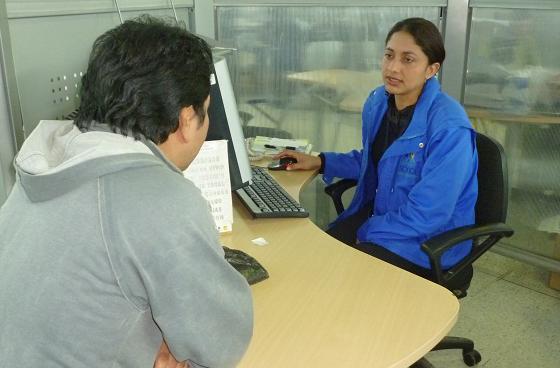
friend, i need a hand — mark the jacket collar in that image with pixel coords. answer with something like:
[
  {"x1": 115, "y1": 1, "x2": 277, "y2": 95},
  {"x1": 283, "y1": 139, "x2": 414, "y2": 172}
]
[
  {"x1": 400, "y1": 77, "x2": 439, "y2": 139},
  {"x1": 372, "y1": 76, "x2": 440, "y2": 140}
]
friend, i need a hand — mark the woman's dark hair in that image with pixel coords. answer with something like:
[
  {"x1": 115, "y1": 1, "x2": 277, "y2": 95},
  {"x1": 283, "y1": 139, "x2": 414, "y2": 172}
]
[
  {"x1": 385, "y1": 17, "x2": 445, "y2": 65},
  {"x1": 75, "y1": 15, "x2": 212, "y2": 144}
]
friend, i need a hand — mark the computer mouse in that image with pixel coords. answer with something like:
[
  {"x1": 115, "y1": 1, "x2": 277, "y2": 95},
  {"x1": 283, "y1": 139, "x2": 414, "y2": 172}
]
[{"x1": 268, "y1": 156, "x2": 297, "y2": 171}]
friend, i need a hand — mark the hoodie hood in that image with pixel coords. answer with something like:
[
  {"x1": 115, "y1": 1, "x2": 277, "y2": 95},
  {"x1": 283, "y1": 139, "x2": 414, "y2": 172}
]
[{"x1": 15, "y1": 120, "x2": 170, "y2": 202}]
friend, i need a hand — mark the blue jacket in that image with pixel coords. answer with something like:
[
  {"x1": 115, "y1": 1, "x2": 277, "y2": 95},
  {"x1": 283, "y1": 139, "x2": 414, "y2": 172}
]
[{"x1": 323, "y1": 77, "x2": 478, "y2": 269}]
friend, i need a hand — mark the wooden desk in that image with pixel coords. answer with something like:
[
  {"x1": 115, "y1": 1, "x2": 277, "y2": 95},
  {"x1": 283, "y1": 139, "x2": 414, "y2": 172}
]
[
  {"x1": 287, "y1": 69, "x2": 380, "y2": 149},
  {"x1": 221, "y1": 169, "x2": 459, "y2": 367},
  {"x1": 288, "y1": 69, "x2": 382, "y2": 112},
  {"x1": 467, "y1": 107, "x2": 560, "y2": 126}
]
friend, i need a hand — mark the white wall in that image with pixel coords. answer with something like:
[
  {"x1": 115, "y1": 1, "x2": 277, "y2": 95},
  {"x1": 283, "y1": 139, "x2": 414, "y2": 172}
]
[{"x1": 0, "y1": 61, "x2": 16, "y2": 204}]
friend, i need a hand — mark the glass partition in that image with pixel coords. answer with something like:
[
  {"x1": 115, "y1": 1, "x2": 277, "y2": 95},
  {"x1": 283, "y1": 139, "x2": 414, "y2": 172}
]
[
  {"x1": 464, "y1": 7, "x2": 560, "y2": 259},
  {"x1": 216, "y1": 6, "x2": 440, "y2": 228},
  {"x1": 217, "y1": 6, "x2": 440, "y2": 154}
]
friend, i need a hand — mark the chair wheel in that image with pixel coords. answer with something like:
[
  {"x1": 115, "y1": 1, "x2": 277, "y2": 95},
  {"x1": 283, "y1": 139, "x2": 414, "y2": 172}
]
[{"x1": 463, "y1": 350, "x2": 481, "y2": 366}]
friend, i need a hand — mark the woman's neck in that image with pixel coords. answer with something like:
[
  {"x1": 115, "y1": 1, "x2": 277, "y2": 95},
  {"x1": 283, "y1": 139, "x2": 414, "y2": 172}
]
[{"x1": 394, "y1": 89, "x2": 422, "y2": 111}]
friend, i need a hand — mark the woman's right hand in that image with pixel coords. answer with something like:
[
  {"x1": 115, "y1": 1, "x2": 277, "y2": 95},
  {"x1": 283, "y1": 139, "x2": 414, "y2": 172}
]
[{"x1": 273, "y1": 150, "x2": 322, "y2": 171}]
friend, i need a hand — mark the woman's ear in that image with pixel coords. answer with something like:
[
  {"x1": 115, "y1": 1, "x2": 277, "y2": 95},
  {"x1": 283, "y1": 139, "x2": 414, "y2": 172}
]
[{"x1": 426, "y1": 62, "x2": 441, "y2": 80}]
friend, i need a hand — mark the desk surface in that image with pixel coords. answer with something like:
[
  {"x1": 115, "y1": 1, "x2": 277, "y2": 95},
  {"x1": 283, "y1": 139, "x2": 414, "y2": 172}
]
[
  {"x1": 288, "y1": 69, "x2": 382, "y2": 112},
  {"x1": 288, "y1": 71, "x2": 560, "y2": 124},
  {"x1": 467, "y1": 107, "x2": 560, "y2": 125},
  {"x1": 221, "y1": 168, "x2": 459, "y2": 368}
]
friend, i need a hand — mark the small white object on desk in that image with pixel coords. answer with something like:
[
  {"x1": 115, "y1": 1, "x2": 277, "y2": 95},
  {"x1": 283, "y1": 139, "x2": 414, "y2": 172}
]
[{"x1": 251, "y1": 237, "x2": 269, "y2": 246}]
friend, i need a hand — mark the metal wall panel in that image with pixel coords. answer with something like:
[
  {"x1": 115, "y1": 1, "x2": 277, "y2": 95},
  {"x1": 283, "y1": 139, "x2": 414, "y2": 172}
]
[
  {"x1": 6, "y1": 0, "x2": 193, "y2": 18},
  {"x1": 440, "y1": 0, "x2": 470, "y2": 101},
  {"x1": 193, "y1": 0, "x2": 215, "y2": 38},
  {"x1": 0, "y1": 67, "x2": 16, "y2": 203},
  {"x1": 7, "y1": 7, "x2": 191, "y2": 136},
  {"x1": 0, "y1": 0, "x2": 18, "y2": 201}
]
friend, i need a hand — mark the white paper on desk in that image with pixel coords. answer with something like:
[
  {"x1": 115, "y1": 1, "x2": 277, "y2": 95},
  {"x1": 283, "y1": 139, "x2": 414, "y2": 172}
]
[
  {"x1": 269, "y1": 137, "x2": 308, "y2": 148},
  {"x1": 251, "y1": 136, "x2": 311, "y2": 154},
  {"x1": 183, "y1": 140, "x2": 233, "y2": 233}
]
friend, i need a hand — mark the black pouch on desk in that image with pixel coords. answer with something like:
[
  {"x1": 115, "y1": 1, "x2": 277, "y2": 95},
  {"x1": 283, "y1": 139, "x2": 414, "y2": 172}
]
[{"x1": 223, "y1": 246, "x2": 269, "y2": 285}]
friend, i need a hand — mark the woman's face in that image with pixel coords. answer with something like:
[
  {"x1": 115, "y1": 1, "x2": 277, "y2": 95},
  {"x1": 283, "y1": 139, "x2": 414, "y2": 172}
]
[{"x1": 382, "y1": 31, "x2": 440, "y2": 107}]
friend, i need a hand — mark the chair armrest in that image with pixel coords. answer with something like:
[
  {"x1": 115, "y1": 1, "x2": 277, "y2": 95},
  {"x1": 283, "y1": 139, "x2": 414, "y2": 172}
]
[
  {"x1": 324, "y1": 179, "x2": 358, "y2": 215},
  {"x1": 421, "y1": 223, "x2": 514, "y2": 286}
]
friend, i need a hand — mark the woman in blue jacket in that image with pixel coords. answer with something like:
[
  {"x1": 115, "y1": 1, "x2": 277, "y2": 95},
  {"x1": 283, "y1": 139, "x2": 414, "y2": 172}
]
[{"x1": 277, "y1": 18, "x2": 478, "y2": 285}]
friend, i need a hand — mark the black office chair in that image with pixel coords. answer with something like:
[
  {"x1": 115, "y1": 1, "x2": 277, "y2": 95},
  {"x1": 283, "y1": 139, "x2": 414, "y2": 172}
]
[{"x1": 324, "y1": 132, "x2": 514, "y2": 367}]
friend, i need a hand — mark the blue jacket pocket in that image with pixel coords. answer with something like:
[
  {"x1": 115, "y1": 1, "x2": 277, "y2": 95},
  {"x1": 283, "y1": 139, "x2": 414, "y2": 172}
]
[{"x1": 389, "y1": 150, "x2": 424, "y2": 209}]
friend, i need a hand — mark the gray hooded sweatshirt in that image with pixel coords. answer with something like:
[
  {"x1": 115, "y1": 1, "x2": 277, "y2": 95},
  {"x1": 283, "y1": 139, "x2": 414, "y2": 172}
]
[{"x1": 0, "y1": 120, "x2": 253, "y2": 367}]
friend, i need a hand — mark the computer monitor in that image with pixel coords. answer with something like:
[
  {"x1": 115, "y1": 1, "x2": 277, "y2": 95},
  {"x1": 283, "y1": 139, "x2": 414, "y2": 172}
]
[{"x1": 206, "y1": 57, "x2": 252, "y2": 190}]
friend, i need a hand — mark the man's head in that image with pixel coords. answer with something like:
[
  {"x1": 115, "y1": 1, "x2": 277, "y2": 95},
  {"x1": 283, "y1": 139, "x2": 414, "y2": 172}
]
[{"x1": 75, "y1": 15, "x2": 212, "y2": 169}]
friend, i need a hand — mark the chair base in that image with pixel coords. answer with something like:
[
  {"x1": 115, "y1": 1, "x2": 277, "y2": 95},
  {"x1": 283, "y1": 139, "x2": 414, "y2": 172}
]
[
  {"x1": 410, "y1": 336, "x2": 482, "y2": 367},
  {"x1": 433, "y1": 336, "x2": 481, "y2": 366}
]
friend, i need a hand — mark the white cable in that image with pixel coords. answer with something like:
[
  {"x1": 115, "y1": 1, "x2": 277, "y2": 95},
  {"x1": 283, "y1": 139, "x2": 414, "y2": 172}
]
[
  {"x1": 112, "y1": 0, "x2": 123, "y2": 24},
  {"x1": 168, "y1": 0, "x2": 179, "y2": 26}
]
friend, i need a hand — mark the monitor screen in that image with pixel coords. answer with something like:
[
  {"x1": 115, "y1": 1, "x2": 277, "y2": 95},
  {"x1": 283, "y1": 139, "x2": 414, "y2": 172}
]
[{"x1": 206, "y1": 57, "x2": 252, "y2": 190}]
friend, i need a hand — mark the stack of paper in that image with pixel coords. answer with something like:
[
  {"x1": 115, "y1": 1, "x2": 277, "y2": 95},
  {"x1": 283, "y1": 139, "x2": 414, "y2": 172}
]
[
  {"x1": 183, "y1": 140, "x2": 233, "y2": 233},
  {"x1": 250, "y1": 136, "x2": 312, "y2": 155}
]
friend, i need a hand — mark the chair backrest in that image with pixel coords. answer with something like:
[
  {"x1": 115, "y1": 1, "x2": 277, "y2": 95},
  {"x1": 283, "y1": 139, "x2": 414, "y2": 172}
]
[{"x1": 475, "y1": 133, "x2": 509, "y2": 225}]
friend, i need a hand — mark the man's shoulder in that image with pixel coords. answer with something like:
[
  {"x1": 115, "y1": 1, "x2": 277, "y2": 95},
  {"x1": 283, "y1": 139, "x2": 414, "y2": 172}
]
[
  {"x1": 98, "y1": 160, "x2": 218, "y2": 255},
  {"x1": 101, "y1": 162, "x2": 207, "y2": 213}
]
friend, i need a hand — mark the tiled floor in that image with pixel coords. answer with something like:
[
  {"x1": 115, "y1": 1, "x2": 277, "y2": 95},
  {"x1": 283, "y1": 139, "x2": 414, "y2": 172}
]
[{"x1": 425, "y1": 252, "x2": 560, "y2": 368}]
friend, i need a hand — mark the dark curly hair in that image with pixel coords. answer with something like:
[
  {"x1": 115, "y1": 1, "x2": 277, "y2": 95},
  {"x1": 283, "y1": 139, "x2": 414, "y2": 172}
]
[
  {"x1": 386, "y1": 17, "x2": 445, "y2": 66},
  {"x1": 75, "y1": 15, "x2": 212, "y2": 144}
]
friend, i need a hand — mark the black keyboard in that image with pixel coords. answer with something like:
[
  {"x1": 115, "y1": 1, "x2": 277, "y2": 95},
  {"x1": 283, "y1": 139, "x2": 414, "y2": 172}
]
[{"x1": 235, "y1": 167, "x2": 309, "y2": 218}]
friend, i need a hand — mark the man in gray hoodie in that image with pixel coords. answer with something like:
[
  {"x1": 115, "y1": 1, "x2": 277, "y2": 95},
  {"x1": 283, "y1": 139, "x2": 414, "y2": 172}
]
[{"x1": 0, "y1": 16, "x2": 253, "y2": 368}]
